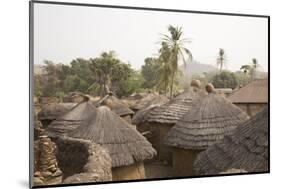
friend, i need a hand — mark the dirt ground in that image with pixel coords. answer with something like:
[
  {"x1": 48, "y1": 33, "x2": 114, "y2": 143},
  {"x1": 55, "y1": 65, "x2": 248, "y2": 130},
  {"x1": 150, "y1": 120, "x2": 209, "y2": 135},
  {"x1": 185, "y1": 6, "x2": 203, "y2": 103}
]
[{"x1": 144, "y1": 160, "x2": 173, "y2": 179}]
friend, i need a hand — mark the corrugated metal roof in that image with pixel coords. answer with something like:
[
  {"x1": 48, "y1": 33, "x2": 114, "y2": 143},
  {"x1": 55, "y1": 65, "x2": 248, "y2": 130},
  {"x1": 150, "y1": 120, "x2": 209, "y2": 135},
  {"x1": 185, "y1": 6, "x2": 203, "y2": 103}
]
[{"x1": 228, "y1": 79, "x2": 268, "y2": 103}]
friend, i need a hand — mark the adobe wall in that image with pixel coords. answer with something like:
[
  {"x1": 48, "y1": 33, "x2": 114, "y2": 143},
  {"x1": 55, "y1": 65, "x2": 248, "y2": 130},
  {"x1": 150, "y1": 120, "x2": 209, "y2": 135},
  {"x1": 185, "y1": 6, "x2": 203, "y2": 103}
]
[
  {"x1": 172, "y1": 148, "x2": 203, "y2": 177},
  {"x1": 112, "y1": 162, "x2": 145, "y2": 181},
  {"x1": 234, "y1": 103, "x2": 267, "y2": 117}
]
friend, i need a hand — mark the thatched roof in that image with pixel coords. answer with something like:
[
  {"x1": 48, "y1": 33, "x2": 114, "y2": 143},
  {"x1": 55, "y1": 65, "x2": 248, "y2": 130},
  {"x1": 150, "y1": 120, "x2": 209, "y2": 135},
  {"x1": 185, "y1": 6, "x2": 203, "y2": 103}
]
[
  {"x1": 127, "y1": 92, "x2": 147, "y2": 100},
  {"x1": 131, "y1": 93, "x2": 169, "y2": 111},
  {"x1": 132, "y1": 104, "x2": 161, "y2": 125},
  {"x1": 38, "y1": 103, "x2": 77, "y2": 121},
  {"x1": 132, "y1": 94, "x2": 169, "y2": 125},
  {"x1": 67, "y1": 106, "x2": 156, "y2": 168},
  {"x1": 143, "y1": 87, "x2": 206, "y2": 125},
  {"x1": 96, "y1": 93, "x2": 134, "y2": 116},
  {"x1": 194, "y1": 107, "x2": 268, "y2": 175},
  {"x1": 44, "y1": 101, "x2": 97, "y2": 136},
  {"x1": 165, "y1": 86, "x2": 248, "y2": 150},
  {"x1": 228, "y1": 79, "x2": 268, "y2": 103}
]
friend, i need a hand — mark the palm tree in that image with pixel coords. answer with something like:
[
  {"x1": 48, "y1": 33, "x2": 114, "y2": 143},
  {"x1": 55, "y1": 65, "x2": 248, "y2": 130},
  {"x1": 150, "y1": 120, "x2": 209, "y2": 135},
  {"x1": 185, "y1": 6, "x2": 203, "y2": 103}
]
[
  {"x1": 157, "y1": 42, "x2": 172, "y2": 96},
  {"x1": 240, "y1": 65, "x2": 251, "y2": 74},
  {"x1": 250, "y1": 58, "x2": 259, "y2": 80},
  {"x1": 216, "y1": 48, "x2": 226, "y2": 72},
  {"x1": 161, "y1": 25, "x2": 192, "y2": 99}
]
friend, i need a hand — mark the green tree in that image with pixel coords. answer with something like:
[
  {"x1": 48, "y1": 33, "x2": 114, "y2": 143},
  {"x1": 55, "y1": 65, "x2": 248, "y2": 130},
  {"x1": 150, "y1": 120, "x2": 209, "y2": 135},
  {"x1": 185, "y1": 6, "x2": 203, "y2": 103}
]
[
  {"x1": 156, "y1": 42, "x2": 172, "y2": 96},
  {"x1": 216, "y1": 48, "x2": 226, "y2": 72},
  {"x1": 141, "y1": 57, "x2": 159, "y2": 89},
  {"x1": 211, "y1": 71, "x2": 238, "y2": 89},
  {"x1": 161, "y1": 25, "x2": 192, "y2": 99},
  {"x1": 250, "y1": 58, "x2": 259, "y2": 80}
]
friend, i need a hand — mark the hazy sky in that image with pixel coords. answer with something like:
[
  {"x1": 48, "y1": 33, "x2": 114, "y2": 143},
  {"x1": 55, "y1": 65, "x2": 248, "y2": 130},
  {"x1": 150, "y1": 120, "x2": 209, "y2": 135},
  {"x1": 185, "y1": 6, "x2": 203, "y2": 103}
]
[{"x1": 34, "y1": 3, "x2": 268, "y2": 71}]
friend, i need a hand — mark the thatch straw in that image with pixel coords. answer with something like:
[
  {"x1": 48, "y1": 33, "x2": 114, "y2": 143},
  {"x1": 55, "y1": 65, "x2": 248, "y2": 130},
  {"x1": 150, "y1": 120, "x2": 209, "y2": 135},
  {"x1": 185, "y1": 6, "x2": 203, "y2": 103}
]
[
  {"x1": 38, "y1": 103, "x2": 77, "y2": 123},
  {"x1": 44, "y1": 101, "x2": 97, "y2": 136},
  {"x1": 143, "y1": 86, "x2": 206, "y2": 125},
  {"x1": 132, "y1": 94, "x2": 169, "y2": 125},
  {"x1": 164, "y1": 89, "x2": 248, "y2": 150},
  {"x1": 96, "y1": 93, "x2": 134, "y2": 117},
  {"x1": 194, "y1": 107, "x2": 268, "y2": 175},
  {"x1": 131, "y1": 93, "x2": 169, "y2": 111},
  {"x1": 67, "y1": 106, "x2": 156, "y2": 168}
]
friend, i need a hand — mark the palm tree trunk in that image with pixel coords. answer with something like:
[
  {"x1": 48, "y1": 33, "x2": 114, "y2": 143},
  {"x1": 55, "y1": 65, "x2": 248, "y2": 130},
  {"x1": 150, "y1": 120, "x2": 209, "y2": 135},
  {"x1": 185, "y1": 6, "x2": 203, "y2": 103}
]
[{"x1": 170, "y1": 71, "x2": 175, "y2": 99}]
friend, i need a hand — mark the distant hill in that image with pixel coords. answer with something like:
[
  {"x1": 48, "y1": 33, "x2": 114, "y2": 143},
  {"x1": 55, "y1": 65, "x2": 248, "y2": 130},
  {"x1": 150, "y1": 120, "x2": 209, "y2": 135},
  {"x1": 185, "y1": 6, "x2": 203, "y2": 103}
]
[{"x1": 180, "y1": 60, "x2": 218, "y2": 77}]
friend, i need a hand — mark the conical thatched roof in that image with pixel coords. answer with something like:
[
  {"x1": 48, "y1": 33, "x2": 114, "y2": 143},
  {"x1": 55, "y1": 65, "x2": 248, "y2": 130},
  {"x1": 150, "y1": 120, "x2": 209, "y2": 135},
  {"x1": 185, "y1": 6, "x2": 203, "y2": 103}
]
[
  {"x1": 44, "y1": 101, "x2": 97, "y2": 137},
  {"x1": 194, "y1": 107, "x2": 268, "y2": 175},
  {"x1": 143, "y1": 86, "x2": 206, "y2": 125},
  {"x1": 131, "y1": 93, "x2": 169, "y2": 111},
  {"x1": 165, "y1": 85, "x2": 248, "y2": 150},
  {"x1": 132, "y1": 94, "x2": 169, "y2": 125},
  {"x1": 67, "y1": 106, "x2": 156, "y2": 168},
  {"x1": 38, "y1": 103, "x2": 77, "y2": 121},
  {"x1": 228, "y1": 79, "x2": 268, "y2": 103},
  {"x1": 96, "y1": 93, "x2": 134, "y2": 117}
]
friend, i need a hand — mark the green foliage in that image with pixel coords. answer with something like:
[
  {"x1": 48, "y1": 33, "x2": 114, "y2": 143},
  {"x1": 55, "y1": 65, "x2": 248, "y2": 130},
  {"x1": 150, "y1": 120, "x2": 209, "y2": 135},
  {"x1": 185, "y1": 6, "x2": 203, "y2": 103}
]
[
  {"x1": 141, "y1": 57, "x2": 159, "y2": 89},
  {"x1": 211, "y1": 71, "x2": 238, "y2": 89},
  {"x1": 35, "y1": 51, "x2": 141, "y2": 98},
  {"x1": 161, "y1": 25, "x2": 192, "y2": 98}
]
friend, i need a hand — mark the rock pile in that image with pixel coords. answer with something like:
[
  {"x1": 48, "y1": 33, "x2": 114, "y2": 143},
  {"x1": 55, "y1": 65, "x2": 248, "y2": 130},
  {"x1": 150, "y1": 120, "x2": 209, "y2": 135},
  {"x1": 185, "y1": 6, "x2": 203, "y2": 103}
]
[{"x1": 34, "y1": 136, "x2": 62, "y2": 186}]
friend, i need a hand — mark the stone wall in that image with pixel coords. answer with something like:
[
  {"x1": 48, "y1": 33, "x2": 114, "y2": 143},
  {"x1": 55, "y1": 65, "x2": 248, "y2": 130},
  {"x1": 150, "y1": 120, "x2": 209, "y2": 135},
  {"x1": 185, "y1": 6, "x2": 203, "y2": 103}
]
[
  {"x1": 53, "y1": 137, "x2": 112, "y2": 184},
  {"x1": 33, "y1": 136, "x2": 63, "y2": 186}
]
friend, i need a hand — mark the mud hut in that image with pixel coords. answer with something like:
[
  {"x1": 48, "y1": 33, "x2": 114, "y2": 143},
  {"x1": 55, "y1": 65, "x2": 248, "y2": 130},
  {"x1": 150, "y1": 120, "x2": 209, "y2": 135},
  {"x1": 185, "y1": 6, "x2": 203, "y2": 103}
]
[
  {"x1": 194, "y1": 107, "x2": 268, "y2": 175},
  {"x1": 39, "y1": 96, "x2": 59, "y2": 104},
  {"x1": 95, "y1": 93, "x2": 134, "y2": 123},
  {"x1": 67, "y1": 106, "x2": 156, "y2": 181},
  {"x1": 38, "y1": 103, "x2": 77, "y2": 127},
  {"x1": 132, "y1": 94, "x2": 169, "y2": 126},
  {"x1": 44, "y1": 100, "x2": 97, "y2": 137},
  {"x1": 228, "y1": 79, "x2": 268, "y2": 117},
  {"x1": 63, "y1": 92, "x2": 94, "y2": 103},
  {"x1": 137, "y1": 80, "x2": 205, "y2": 163},
  {"x1": 164, "y1": 84, "x2": 248, "y2": 177},
  {"x1": 54, "y1": 136, "x2": 112, "y2": 183},
  {"x1": 131, "y1": 92, "x2": 168, "y2": 112}
]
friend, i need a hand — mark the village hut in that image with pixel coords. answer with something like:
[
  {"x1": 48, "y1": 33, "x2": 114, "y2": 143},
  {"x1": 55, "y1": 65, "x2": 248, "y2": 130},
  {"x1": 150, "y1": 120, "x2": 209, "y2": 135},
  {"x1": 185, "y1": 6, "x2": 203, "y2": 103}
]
[
  {"x1": 44, "y1": 100, "x2": 97, "y2": 137},
  {"x1": 164, "y1": 83, "x2": 248, "y2": 177},
  {"x1": 63, "y1": 92, "x2": 95, "y2": 103},
  {"x1": 128, "y1": 92, "x2": 147, "y2": 100},
  {"x1": 95, "y1": 93, "x2": 134, "y2": 123},
  {"x1": 228, "y1": 79, "x2": 268, "y2": 117},
  {"x1": 137, "y1": 80, "x2": 205, "y2": 163},
  {"x1": 130, "y1": 92, "x2": 168, "y2": 112},
  {"x1": 67, "y1": 106, "x2": 156, "y2": 181},
  {"x1": 54, "y1": 136, "x2": 112, "y2": 183},
  {"x1": 39, "y1": 96, "x2": 59, "y2": 104},
  {"x1": 194, "y1": 107, "x2": 268, "y2": 175},
  {"x1": 38, "y1": 103, "x2": 77, "y2": 128},
  {"x1": 132, "y1": 94, "x2": 169, "y2": 126}
]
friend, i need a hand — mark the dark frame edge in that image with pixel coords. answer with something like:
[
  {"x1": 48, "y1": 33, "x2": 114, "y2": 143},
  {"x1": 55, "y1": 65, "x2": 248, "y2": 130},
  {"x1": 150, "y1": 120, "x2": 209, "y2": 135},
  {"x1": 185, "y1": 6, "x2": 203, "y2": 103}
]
[
  {"x1": 29, "y1": 1, "x2": 35, "y2": 188},
  {"x1": 32, "y1": 0, "x2": 270, "y2": 18}
]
